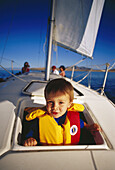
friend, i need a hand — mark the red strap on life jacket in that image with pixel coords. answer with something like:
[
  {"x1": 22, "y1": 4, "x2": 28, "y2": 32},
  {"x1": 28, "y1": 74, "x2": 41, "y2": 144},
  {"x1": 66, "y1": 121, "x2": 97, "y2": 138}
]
[{"x1": 67, "y1": 111, "x2": 80, "y2": 144}]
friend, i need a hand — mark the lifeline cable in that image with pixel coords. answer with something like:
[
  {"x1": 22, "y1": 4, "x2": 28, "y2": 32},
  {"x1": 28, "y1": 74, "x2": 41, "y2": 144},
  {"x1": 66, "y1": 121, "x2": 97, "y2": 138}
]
[{"x1": 0, "y1": 65, "x2": 28, "y2": 83}]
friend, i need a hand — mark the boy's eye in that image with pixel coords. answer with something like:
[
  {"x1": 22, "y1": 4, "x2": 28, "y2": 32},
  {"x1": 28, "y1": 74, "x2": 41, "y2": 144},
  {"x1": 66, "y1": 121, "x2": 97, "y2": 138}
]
[{"x1": 59, "y1": 102, "x2": 64, "y2": 104}]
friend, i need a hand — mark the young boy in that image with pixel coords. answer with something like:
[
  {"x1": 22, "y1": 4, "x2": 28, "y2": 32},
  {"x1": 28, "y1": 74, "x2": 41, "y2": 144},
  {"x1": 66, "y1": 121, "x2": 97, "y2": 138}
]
[{"x1": 22, "y1": 78, "x2": 100, "y2": 146}]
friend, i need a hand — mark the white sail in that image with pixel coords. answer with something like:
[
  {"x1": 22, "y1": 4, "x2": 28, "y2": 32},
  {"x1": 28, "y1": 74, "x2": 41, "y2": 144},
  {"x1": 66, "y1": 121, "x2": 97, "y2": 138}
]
[{"x1": 53, "y1": 0, "x2": 105, "y2": 58}]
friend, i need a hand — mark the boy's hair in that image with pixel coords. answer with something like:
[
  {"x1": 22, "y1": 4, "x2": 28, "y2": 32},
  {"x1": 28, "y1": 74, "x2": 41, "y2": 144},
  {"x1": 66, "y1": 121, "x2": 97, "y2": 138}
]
[{"x1": 44, "y1": 78, "x2": 74, "y2": 101}]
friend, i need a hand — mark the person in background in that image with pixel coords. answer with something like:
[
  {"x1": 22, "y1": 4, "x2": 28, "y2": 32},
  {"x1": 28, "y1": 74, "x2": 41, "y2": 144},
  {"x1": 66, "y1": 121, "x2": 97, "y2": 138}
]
[
  {"x1": 22, "y1": 62, "x2": 30, "y2": 73},
  {"x1": 51, "y1": 65, "x2": 59, "y2": 75},
  {"x1": 59, "y1": 65, "x2": 66, "y2": 77},
  {"x1": 22, "y1": 78, "x2": 101, "y2": 146}
]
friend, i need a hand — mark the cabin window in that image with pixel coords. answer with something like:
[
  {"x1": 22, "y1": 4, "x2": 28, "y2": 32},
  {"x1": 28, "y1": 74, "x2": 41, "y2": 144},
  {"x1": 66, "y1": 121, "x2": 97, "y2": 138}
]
[
  {"x1": 12, "y1": 97, "x2": 111, "y2": 151},
  {"x1": 22, "y1": 80, "x2": 84, "y2": 97}
]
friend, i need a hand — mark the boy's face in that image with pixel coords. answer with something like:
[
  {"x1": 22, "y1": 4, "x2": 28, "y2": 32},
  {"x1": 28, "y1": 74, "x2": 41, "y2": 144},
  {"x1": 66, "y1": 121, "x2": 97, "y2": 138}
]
[{"x1": 46, "y1": 91, "x2": 72, "y2": 118}]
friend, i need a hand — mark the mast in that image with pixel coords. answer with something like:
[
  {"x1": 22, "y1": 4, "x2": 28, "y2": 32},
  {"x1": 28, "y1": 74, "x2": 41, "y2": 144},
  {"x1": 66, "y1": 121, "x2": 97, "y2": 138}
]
[{"x1": 45, "y1": 0, "x2": 55, "y2": 81}]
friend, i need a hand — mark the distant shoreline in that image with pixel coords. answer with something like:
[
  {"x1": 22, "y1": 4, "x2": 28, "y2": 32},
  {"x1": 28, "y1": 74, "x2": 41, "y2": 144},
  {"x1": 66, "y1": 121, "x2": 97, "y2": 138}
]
[
  {"x1": 30, "y1": 68, "x2": 115, "y2": 72},
  {"x1": 0, "y1": 67, "x2": 114, "y2": 72},
  {"x1": 0, "y1": 67, "x2": 114, "y2": 83}
]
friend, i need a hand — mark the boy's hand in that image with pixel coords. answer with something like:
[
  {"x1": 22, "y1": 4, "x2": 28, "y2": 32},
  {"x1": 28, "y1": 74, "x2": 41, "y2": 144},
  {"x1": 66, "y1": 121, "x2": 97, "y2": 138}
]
[
  {"x1": 23, "y1": 137, "x2": 37, "y2": 146},
  {"x1": 85, "y1": 123, "x2": 101, "y2": 136}
]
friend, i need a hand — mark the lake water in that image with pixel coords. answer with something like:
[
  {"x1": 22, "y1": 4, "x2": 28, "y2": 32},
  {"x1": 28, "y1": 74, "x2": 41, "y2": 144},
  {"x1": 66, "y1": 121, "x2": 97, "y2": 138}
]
[
  {"x1": 66, "y1": 71, "x2": 115, "y2": 104},
  {"x1": 0, "y1": 69, "x2": 115, "y2": 104}
]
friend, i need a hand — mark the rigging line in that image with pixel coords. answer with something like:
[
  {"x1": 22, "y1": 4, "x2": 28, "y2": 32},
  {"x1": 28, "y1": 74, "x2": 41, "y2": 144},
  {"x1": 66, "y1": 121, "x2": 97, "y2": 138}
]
[
  {"x1": 89, "y1": 61, "x2": 115, "y2": 71},
  {"x1": 88, "y1": 59, "x2": 115, "y2": 67},
  {"x1": 95, "y1": 64, "x2": 106, "y2": 69},
  {"x1": 95, "y1": 63, "x2": 115, "y2": 72},
  {"x1": 108, "y1": 58, "x2": 115, "y2": 62},
  {"x1": 0, "y1": 0, "x2": 19, "y2": 65},
  {"x1": 0, "y1": 65, "x2": 28, "y2": 83},
  {"x1": 73, "y1": 71, "x2": 89, "y2": 79},
  {"x1": 65, "y1": 57, "x2": 86, "y2": 71},
  {"x1": 0, "y1": 56, "x2": 22, "y2": 67},
  {"x1": 38, "y1": 24, "x2": 42, "y2": 67},
  {"x1": 0, "y1": 57, "x2": 22, "y2": 70},
  {"x1": 0, "y1": 57, "x2": 13, "y2": 62},
  {"x1": 43, "y1": 0, "x2": 52, "y2": 55},
  {"x1": 13, "y1": 60, "x2": 22, "y2": 67},
  {"x1": 76, "y1": 70, "x2": 92, "y2": 84},
  {"x1": 108, "y1": 62, "x2": 115, "y2": 70},
  {"x1": 95, "y1": 65, "x2": 105, "y2": 72}
]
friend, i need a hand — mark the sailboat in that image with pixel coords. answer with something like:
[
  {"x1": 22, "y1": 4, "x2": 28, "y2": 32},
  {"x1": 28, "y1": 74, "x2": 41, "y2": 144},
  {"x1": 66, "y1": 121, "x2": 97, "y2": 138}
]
[{"x1": 0, "y1": 0, "x2": 115, "y2": 169}]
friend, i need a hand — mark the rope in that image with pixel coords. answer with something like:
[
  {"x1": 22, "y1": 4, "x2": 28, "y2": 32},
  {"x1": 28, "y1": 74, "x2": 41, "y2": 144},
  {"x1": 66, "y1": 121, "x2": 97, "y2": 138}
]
[
  {"x1": 0, "y1": 65, "x2": 28, "y2": 82},
  {"x1": 75, "y1": 70, "x2": 92, "y2": 84},
  {"x1": 0, "y1": 0, "x2": 19, "y2": 64},
  {"x1": 95, "y1": 65, "x2": 105, "y2": 72},
  {"x1": 73, "y1": 62, "x2": 114, "y2": 87},
  {"x1": 87, "y1": 59, "x2": 114, "y2": 67},
  {"x1": 73, "y1": 71, "x2": 88, "y2": 79},
  {"x1": 95, "y1": 62, "x2": 115, "y2": 72},
  {"x1": 0, "y1": 57, "x2": 22, "y2": 68},
  {"x1": 65, "y1": 57, "x2": 86, "y2": 71},
  {"x1": 0, "y1": 57, "x2": 13, "y2": 62},
  {"x1": 108, "y1": 62, "x2": 115, "y2": 70}
]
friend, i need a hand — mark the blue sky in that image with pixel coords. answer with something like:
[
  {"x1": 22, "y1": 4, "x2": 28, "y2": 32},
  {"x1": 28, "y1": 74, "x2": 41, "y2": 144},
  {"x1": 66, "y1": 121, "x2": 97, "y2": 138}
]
[{"x1": 0, "y1": 0, "x2": 115, "y2": 70}]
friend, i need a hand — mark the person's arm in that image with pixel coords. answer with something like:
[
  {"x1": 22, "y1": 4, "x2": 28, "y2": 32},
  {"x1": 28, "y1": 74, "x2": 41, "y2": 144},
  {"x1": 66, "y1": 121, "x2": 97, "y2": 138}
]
[
  {"x1": 23, "y1": 128, "x2": 38, "y2": 146},
  {"x1": 84, "y1": 122, "x2": 101, "y2": 135},
  {"x1": 22, "y1": 112, "x2": 39, "y2": 146}
]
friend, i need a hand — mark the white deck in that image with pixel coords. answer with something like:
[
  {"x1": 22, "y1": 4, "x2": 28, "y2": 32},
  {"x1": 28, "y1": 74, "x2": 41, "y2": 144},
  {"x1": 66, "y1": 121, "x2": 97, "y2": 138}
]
[{"x1": 0, "y1": 72, "x2": 115, "y2": 170}]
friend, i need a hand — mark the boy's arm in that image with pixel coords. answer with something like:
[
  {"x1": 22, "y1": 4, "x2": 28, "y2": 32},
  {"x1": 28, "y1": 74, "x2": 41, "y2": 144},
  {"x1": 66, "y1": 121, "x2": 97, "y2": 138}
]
[
  {"x1": 84, "y1": 122, "x2": 101, "y2": 135},
  {"x1": 21, "y1": 110, "x2": 39, "y2": 146}
]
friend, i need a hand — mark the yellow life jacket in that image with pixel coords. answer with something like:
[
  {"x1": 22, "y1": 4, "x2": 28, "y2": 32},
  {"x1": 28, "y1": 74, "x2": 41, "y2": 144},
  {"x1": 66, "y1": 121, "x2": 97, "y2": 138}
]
[
  {"x1": 24, "y1": 103, "x2": 84, "y2": 145},
  {"x1": 38, "y1": 110, "x2": 80, "y2": 145},
  {"x1": 25, "y1": 103, "x2": 84, "y2": 121}
]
